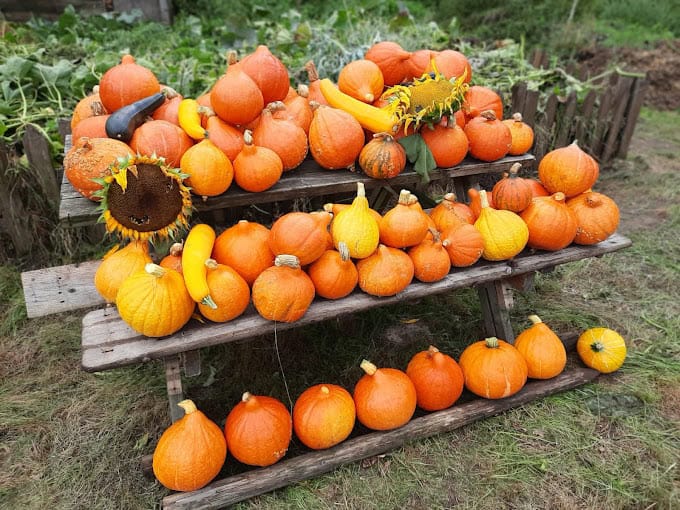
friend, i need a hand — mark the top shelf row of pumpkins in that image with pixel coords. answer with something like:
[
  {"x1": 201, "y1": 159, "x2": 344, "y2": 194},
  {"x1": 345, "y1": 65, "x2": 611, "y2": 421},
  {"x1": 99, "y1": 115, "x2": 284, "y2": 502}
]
[{"x1": 65, "y1": 40, "x2": 540, "y2": 205}]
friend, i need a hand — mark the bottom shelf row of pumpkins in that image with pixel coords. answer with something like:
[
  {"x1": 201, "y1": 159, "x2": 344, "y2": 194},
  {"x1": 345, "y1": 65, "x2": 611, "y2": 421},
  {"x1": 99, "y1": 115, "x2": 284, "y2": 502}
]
[{"x1": 151, "y1": 319, "x2": 627, "y2": 493}]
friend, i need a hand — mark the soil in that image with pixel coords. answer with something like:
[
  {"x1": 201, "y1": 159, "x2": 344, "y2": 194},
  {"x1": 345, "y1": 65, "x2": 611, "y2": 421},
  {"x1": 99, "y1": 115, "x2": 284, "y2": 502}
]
[{"x1": 576, "y1": 39, "x2": 680, "y2": 110}]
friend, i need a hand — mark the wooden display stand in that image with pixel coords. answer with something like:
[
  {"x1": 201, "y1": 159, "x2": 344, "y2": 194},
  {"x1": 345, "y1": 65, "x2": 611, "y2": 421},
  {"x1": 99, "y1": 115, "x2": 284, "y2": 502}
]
[{"x1": 21, "y1": 151, "x2": 632, "y2": 508}]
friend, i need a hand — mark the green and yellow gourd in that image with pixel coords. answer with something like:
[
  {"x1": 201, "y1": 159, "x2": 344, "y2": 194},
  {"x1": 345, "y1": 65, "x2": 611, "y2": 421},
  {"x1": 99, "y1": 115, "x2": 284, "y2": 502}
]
[{"x1": 330, "y1": 182, "x2": 380, "y2": 259}]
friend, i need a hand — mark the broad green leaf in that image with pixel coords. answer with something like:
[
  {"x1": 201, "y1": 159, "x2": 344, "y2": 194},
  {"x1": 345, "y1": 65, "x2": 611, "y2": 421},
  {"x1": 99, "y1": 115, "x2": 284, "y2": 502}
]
[{"x1": 398, "y1": 133, "x2": 437, "y2": 184}]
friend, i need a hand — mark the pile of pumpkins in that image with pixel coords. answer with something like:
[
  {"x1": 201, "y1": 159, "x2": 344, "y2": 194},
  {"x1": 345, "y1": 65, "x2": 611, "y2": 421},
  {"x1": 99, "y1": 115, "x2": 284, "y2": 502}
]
[
  {"x1": 151, "y1": 319, "x2": 627, "y2": 493},
  {"x1": 94, "y1": 138, "x2": 620, "y2": 338},
  {"x1": 65, "y1": 41, "x2": 537, "y2": 203}
]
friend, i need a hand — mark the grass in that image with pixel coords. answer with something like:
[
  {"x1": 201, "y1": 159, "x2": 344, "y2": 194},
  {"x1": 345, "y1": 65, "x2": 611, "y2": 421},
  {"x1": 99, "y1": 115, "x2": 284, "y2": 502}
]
[{"x1": 1, "y1": 107, "x2": 678, "y2": 509}]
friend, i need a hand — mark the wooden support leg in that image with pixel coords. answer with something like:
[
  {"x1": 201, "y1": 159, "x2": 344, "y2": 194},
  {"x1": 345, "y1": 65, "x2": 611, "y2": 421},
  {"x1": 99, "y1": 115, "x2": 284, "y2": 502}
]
[
  {"x1": 477, "y1": 279, "x2": 516, "y2": 343},
  {"x1": 165, "y1": 356, "x2": 184, "y2": 422},
  {"x1": 181, "y1": 350, "x2": 202, "y2": 377}
]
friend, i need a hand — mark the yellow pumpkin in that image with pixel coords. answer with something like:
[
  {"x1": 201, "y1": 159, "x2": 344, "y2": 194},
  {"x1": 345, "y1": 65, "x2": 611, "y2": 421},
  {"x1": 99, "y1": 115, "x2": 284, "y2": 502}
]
[
  {"x1": 576, "y1": 327, "x2": 627, "y2": 373},
  {"x1": 116, "y1": 263, "x2": 195, "y2": 337},
  {"x1": 474, "y1": 189, "x2": 528, "y2": 261},
  {"x1": 94, "y1": 240, "x2": 152, "y2": 303},
  {"x1": 330, "y1": 182, "x2": 380, "y2": 259}
]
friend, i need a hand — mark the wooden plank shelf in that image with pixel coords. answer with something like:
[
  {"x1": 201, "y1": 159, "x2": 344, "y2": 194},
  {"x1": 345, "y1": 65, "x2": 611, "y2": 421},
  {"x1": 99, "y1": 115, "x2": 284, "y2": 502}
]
[
  {"x1": 58, "y1": 153, "x2": 535, "y2": 227},
  {"x1": 80, "y1": 233, "x2": 631, "y2": 373},
  {"x1": 161, "y1": 359, "x2": 598, "y2": 510}
]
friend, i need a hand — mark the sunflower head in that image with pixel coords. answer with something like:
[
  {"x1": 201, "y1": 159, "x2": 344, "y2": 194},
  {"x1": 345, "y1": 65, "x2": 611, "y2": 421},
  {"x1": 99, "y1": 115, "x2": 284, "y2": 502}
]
[
  {"x1": 382, "y1": 60, "x2": 469, "y2": 133},
  {"x1": 94, "y1": 154, "x2": 193, "y2": 243}
]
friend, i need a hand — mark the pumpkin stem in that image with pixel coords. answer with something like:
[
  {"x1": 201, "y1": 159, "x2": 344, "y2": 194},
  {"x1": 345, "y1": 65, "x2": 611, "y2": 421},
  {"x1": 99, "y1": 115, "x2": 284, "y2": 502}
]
[
  {"x1": 243, "y1": 129, "x2": 254, "y2": 146},
  {"x1": 168, "y1": 242, "x2": 183, "y2": 257},
  {"x1": 320, "y1": 385, "x2": 330, "y2": 395},
  {"x1": 227, "y1": 50, "x2": 239, "y2": 67},
  {"x1": 304, "y1": 60, "x2": 320, "y2": 82},
  {"x1": 337, "y1": 241, "x2": 351, "y2": 261},
  {"x1": 509, "y1": 162, "x2": 522, "y2": 176},
  {"x1": 484, "y1": 336, "x2": 500, "y2": 348},
  {"x1": 205, "y1": 258, "x2": 219, "y2": 270},
  {"x1": 443, "y1": 192, "x2": 458, "y2": 203},
  {"x1": 121, "y1": 54, "x2": 135, "y2": 64},
  {"x1": 427, "y1": 227, "x2": 441, "y2": 243},
  {"x1": 144, "y1": 263, "x2": 166, "y2": 278},
  {"x1": 512, "y1": 112, "x2": 523, "y2": 122},
  {"x1": 241, "y1": 392, "x2": 253, "y2": 403},
  {"x1": 356, "y1": 181, "x2": 366, "y2": 198},
  {"x1": 309, "y1": 100, "x2": 322, "y2": 112},
  {"x1": 552, "y1": 192, "x2": 566, "y2": 203},
  {"x1": 177, "y1": 399, "x2": 197, "y2": 415},
  {"x1": 397, "y1": 189, "x2": 411, "y2": 205},
  {"x1": 591, "y1": 341, "x2": 605, "y2": 352},
  {"x1": 585, "y1": 193, "x2": 602, "y2": 208},
  {"x1": 297, "y1": 83, "x2": 309, "y2": 98},
  {"x1": 274, "y1": 254, "x2": 301, "y2": 269},
  {"x1": 479, "y1": 189, "x2": 490, "y2": 209},
  {"x1": 528, "y1": 314, "x2": 543, "y2": 325},
  {"x1": 360, "y1": 359, "x2": 378, "y2": 376},
  {"x1": 427, "y1": 345, "x2": 440, "y2": 358},
  {"x1": 266, "y1": 101, "x2": 286, "y2": 113},
  {"x1": 480, "y1": 110, "x2": 497, "y2": 121},
  {"x1": 372, "y1": 132, "x2": 394, "y2": 142}
]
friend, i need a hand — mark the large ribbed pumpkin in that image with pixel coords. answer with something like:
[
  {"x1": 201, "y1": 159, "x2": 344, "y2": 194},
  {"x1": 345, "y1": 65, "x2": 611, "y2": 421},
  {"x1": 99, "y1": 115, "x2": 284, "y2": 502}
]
[
  {"x1": 293, "y1": 384, "x2": 356, "y2": 450},
  {"x1": 225, "y1": 392, "x2": 292, "y2": 467},
  {"x1": 309, "y1": 103, "x2": 365, "y2": 170},
  {"x1": 538, "y1": 140, "x2": 599, "y2": 197},
  {"x1": 492, "y1": 163, "x2": 533, "y2": 213},
  {"x1": 353, "y1": 360, "x2": 417, "y2": 431},
  {"x1": 520, "y1": 192, "x2": 578, "y2": 251},
  {"x1": 152, "y1": 399, "x2": 227, "y2": 492},
  {"x1": 567, "y1": 190, "x2": 620, "y2": 245},
  {"x1": 458, "y1": 337, "x2": 528, "y2": 399}
]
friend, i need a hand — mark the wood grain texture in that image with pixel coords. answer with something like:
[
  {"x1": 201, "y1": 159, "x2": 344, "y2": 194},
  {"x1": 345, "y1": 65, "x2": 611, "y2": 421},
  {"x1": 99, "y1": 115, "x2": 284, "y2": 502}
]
[
  {"x1": 80, "y1": 233, "x2": 631, "y2": 372},
  {"x1": 58, "y1": 154, "x2": 535, "y2": 227},
  {"x1": 162, "y1": 365, "x2": 599, "y2": 509}
]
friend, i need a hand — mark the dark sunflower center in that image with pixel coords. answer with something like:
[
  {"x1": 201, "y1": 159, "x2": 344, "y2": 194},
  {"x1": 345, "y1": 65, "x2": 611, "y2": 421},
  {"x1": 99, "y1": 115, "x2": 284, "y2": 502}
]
[{"x1": 107, "y1": 163, "x2": 183, "y2": 232}]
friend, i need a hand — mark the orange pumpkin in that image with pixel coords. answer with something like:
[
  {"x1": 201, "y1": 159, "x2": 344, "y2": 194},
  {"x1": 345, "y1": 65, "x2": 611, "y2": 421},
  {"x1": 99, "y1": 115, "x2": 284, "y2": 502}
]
[
  {"x1": 252, "y1": 103, "x2": 308, "y2": 171},
  {"x1": 152, "y1": 93, "x2": 183, "y2": 126},
  {"x1": 293, "y1": 384, "x2": 356, "y2": 450},
  {"x1": 430, "y1": 192, "x2": 474, "y2": 232},
  {"x1": 463, "y1": 85, "x2": 503, "y2": 121},
  {"x1": 307, "y1": 242, "x2": 358, "y2": 299},
  {"x1": 521, "y1": 192, "x2": 578, "y2": 251},
  {"x1": 364, "y1": 40, "x2": 411, "y2": 86},
  {"x1": 71, "y1": 114, "x2": 110, "y2": 141},
  {"x1": 152, "y1": 399, "x2": 227, "y2": 492},
  {"x1": 421, "y1": 118, "x2": 469, "y2": 168},
  {"x1": 202, "y1": 112, "x2": 245, "y2": 161},
  {"x1": 491, "y1": 162, "x2": 533, "y2": 213},
  {"x1": 304, "y1": 60, "x2": 329, "y2": 106},
  {"x1": 338, "y1": 59, "x2": 385, "y2": 104},
  {"x1": 464, "y1": 110, "x2": 512, "y2": 162},
  {"x1": 405, "y1": 49, "x2": 437, "y2": 80},
  {"x1": 239, "y1": 45, "x2": 290, "y2": 105},
  {"x1": 251, "y1": 254, "x2": 316, "y2": 322},
  {"x1": 567, "y1": 190, "x2": 620, "y2": 245},
  {"x1": 64, "y1": 137, "x2": 134, "y2": 200},
  {"x1": 224, "y1": 392, "x2": 292, "y2": 467},
  {"x1": 358, "y1": 132, "x2": 407, "y2": 179},
  {"x1": 503, "y1": 112, "x2": 535, "y2": 155},
  {"x1": 458, "y1": 337, "x2": 528, "y2": 399},
  {"x1": 197, "y1": 260, "x2": 250, "y2": 322},
  {"x1": 98, "y1": 54, "x2": 160, "y2": 113},
  {"x1": 268, "y1": 211, "x2": 332, "y2": 266},
  {"x1": 159, "y1": 242, "x2": 184, "y2": 275},
  {"x1": 309, "y1": 103, "x2": 365, "y2": 170},
  {"x1": 428, "y1": 49, "x2": 472, "y2": 82},
  {"x1": 538, "y1": 140, "x2": 599, "y2": 197},
  {"x1": 406, "y1": 345, "x2": 464, "y2": 411},
  {"x1": 273, "y1": 84, "x2": 313, "y2": 134},
  {"x1": 94, "y1": 240, "x2": 152, "y2": 303},
  {"x1": 232, "y1": 129, "x2": 283, "y2": 192},
  {"x1": 526, "y1": 178, "x2": 550, "y2": 198},
  {"x1": 181, "y1": 138, "x2": 233, "y2": 198},
  {"x1": 129, "y1": 119, "x2": 194, "y2": 168},
  {"x1": 514, "y1": 315, "x2": 567, "y2": 379},
  {"x1": 353, "y1": 359, "x2": 417, "y2": 431},
  {"x1": 467, "y1": 187, "x2": 495, "y2": 221},
  {"x1": 210, "y1": 52, "x2": 264, "y2": 126},
  {"x1": 70, "y1": 90, "x2": 106, "y2": 131},
  {"x1": 407, "y1": 230, "x2": 452, "y2": 283},
  {"x1": 212, "y1": 220, "x2": 274, "y2": 285},
  {"x1": 356, "y1": 244, "x2": 414, "y2": 297},
  {"x1": 379, "y1": 190, "x2": 430, "y2": 248},
  {"x1": 440, "y1": 223, "x2": 484, "y2": 267}
]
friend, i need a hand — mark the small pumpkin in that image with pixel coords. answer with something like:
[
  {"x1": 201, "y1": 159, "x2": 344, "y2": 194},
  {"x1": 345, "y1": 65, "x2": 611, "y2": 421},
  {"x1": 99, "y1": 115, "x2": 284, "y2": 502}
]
[
  {"x1": 212, "y1": 219, "x2": 274, "y2": 285},
  {"x1": 251, "y1": 254, "x2": 316, "y2": 322},
  {"x1": 429, "y1": 192, "x2": 474, "y2": 232},
  {"x1": 98, "y1": 54, "x2": 160, "y2": 113},
  {"x1": 356, "y1": 244, "x2": 414, "y2": 297},
  {"x1": 308, "y1": 103, "x2": 365, "y2": 170},
  {"x1": 440, "y1": 222, "x2": 484, "y2": 267},
  {"x1": 463, "y1": 85, "x2": 503, "y2": 122},
  {"x1": 379, "y1": 190, "x2": 430, "y2": 248},
  {"x1": 526, "y1": 178, "x2": 550, "y2": 198},
  {"x1": 224, "y1": 392, "x2": 292, "y2": 467},
  {"x1": 307, "y1": 242, "x2": 358, "y2": 299},
  {"x1": 407, "y1": 229, "x2": 452, "y2": 283},
  {"x1": 239, "y1": 45, "x2": 290, "y2": 105},
  {"x1": 421, "y1": 118, "x2": 469, "y2": 169},
  {"x1": 152, "y1": 92, "x2": 183, "y2": 126},
  {"x1": 428, "y1": 49, "x2": 472, "y2": 83},
  {"x1": 128, "y1": 119, "x2": 194, "y2": 168},
  {"x1": 253, "y1": 102, "x2": 308, "y2": 171},
  {"x1": 197, "y1": 259, "x2": 250, "y2": 323},
  {"x1": 338, "y1": 59, "x2": 385, "y2": 104},
  {"x1": 159, "y1": 242, "x2": 184, "y2": 275},
  {"x1": 502, "y1": 112, "x2": 535, "y2": 155},
  {"x1": 273, "y1": 84, "x2": 313, "y2": 134},
  {"x1": 269, "y1": 211, "x2": 332, "y2": 266},
  {"x1": 71, "y1": 114, "x2": 110, "y2": 141},
  {"x1": 576, "y1": 327, "x2": 627, "y2": 373},
  {"x1": 353, "y1": 359, "x2": 417, "y2": 431},
  {"x1": 364, "y1": 40, "x2": 411, "y2": 86},
  {"x1": 181, "y1": 138, "x2": 233, "y2": 199},
  {"x1": 567, "y1": 190, "x2": 620, "y2": 245},
  {"x1": 492, "y1": 162, "x2": 533, "y2": 213},
  {"x1": 233, "y1": 129, "x2": 283, "y2": 193},
  {"x1": 358, "y1": 132, "x2": 407, "y2": 179},
  {"x1": 467, "y1": 187, "x2": 495, "y2": 221},
  {"x1": 520, "y1": 192, "x2": 578, "y2": 251},
  {"x1": 514, "y1": 315, "x2": 567, "y2": 379},
  {"x1": 202, "y1": 110, "x2": 245, "y2": 161},
  {"x1": 458, "y1": 336, "x2": 528, "y2": 399},
  {"x1": 538, "y1": 140, "x2": 599, "y2": 197},
  {"x1": 152, "y1": 399, "x2": 227, "y2": 492},
  {"x1": 464, "y1": 110, "x2": 512, "y2": 162},
  {"x1": 70, "y1": 90, "x2": 106, "y2": 131},
  {"x1": 474, "y1": 190, "x2": 529, "y2": 261},
  {"x1": 330, "y1": 182, "x2": 380, "y2": 259},
  {"x1": 94, "y1": 240, "x2": 152, "y2": 303},
  {"x1": 210, "y1": 52, "x2": 264, "y2": 127},
  {"x1": 406, "y1": 345, "x2": 464, "y2": 411},
  {"x1": 404, "y1": 49, "x2": 437, "y2": 80},
  {"x1": 293, "y1": 384, "x2": 356, "y2": 450},
  {"x1": 116, "y1": 263, "x2": 195, "y2": 337}
]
